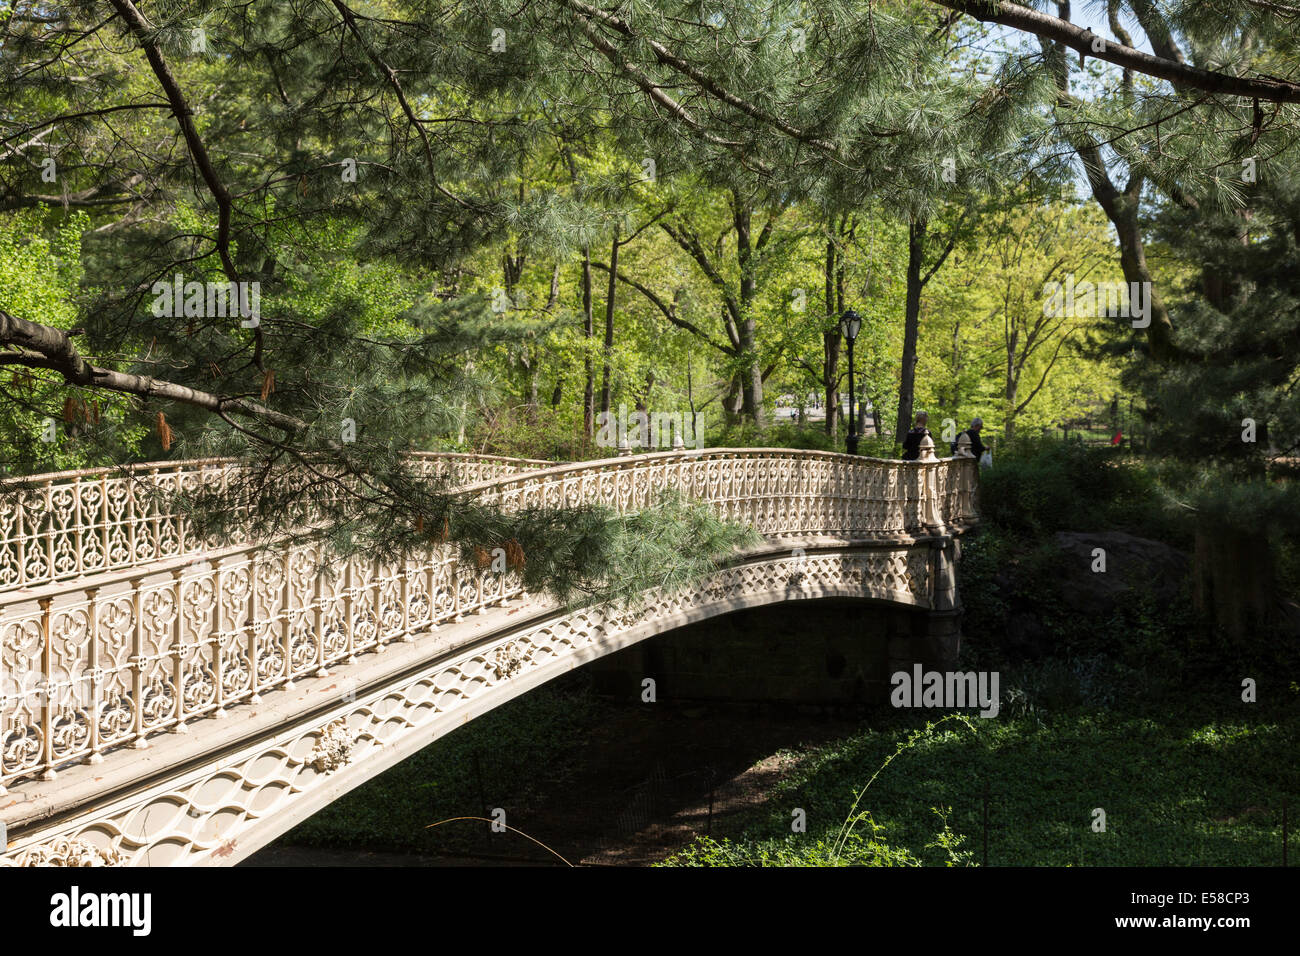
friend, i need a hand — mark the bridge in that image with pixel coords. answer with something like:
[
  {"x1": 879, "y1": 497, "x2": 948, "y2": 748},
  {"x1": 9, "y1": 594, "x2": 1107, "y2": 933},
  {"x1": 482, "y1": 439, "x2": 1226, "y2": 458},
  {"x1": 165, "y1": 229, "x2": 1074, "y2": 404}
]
[{"x1": 0, "y1": 443, "x2": 978, "y2": 866}]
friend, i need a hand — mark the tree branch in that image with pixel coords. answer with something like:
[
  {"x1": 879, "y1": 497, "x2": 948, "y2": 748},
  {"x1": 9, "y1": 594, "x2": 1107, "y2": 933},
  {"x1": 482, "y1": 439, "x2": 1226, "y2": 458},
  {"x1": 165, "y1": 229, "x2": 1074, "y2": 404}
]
[
  {"x1": 330, "y1": 0, "x2": 471, "y2": 209},
  {"x1": 552, "y1": 0, "x2": 841, "y2": 157},
  {"x1": 934, "y1": 0, "x2": 1300, "y2": 103},
  {"x1": 0, "y1": 309, "x2": 305, "y2": 434},
  {"x1": 590, "y1": 263, "x2": 732, "y2": 355}
]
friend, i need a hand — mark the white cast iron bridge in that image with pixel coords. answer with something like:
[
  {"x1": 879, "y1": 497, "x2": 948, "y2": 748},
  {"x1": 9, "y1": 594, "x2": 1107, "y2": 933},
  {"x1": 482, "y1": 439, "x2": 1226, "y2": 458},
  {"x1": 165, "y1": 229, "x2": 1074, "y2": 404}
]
[{"x1": 0, "y1": 446, "x2": 978, "y2": 866}]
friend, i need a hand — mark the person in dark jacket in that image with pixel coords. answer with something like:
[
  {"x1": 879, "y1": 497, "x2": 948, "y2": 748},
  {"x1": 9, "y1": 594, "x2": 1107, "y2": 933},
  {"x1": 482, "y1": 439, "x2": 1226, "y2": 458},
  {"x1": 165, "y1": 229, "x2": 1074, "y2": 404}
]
[
  {"x1": 901, "y1": 412, "x2": 930, "y2": 460},
  {"x1": 951, "y1": 417, "x2": 986, "y2": 458}
]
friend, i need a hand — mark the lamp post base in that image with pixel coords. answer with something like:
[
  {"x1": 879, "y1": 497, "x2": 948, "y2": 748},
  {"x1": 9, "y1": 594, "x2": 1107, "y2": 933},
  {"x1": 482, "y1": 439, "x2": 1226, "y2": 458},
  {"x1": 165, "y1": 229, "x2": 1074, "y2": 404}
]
[{"x1": 845, "y1": 433, "x2": 859, "y2": 455}]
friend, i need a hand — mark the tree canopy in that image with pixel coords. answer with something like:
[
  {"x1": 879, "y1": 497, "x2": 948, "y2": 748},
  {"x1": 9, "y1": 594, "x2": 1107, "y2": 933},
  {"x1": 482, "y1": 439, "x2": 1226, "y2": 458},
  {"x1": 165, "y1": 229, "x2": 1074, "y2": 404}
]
[{"x1": 3, "y1": 0, "x2": 1300, "y2": 611}]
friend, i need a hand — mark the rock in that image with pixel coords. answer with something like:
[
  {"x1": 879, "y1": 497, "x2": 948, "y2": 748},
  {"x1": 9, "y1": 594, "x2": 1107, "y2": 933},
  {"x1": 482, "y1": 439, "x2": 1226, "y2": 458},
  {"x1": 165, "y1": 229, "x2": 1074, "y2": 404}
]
[{"x1": 1050, "y1": 531, "x2": 1189, "y2": 616}]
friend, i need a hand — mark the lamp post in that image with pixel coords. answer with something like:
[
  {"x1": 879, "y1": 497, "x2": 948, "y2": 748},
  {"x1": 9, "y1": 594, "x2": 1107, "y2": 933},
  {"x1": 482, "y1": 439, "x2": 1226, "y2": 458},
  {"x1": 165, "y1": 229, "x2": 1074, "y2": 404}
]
[{"x1": 840, "y1": 309, "x2": 862, "y2": 454}]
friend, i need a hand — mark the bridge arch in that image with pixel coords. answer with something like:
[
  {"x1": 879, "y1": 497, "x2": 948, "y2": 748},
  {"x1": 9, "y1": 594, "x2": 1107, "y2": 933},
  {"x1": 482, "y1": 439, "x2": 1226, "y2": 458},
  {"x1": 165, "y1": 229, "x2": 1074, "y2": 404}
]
[{"x1": 0, "y1": 449, "x2": 977, "y2": 866}]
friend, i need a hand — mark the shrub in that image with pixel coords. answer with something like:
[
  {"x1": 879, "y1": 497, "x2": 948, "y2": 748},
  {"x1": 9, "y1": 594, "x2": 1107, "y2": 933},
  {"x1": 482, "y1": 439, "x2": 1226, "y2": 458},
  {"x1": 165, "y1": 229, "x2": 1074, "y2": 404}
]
[{"x1": 979, "y1": 435, "x2": 1184, "y2": 542}]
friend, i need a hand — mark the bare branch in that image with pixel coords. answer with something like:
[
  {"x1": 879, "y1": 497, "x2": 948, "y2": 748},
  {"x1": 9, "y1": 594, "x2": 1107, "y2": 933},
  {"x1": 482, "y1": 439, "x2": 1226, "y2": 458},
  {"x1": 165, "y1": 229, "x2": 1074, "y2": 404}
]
[
  {"x1": 935, "y1": 0, "x2": 1300, "y2": 103},
  {"x1": 0, "y1": 309, "x2": 305, "y2": 434}
]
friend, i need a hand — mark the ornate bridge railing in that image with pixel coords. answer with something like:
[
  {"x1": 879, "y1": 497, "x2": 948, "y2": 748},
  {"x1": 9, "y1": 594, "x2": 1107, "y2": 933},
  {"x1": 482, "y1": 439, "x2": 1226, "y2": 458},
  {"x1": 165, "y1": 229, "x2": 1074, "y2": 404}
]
[
  {"x1": 0, "y1": 449, "x2": 976, "y2": 792},
  {"x1": 0, "y1": 452, "x2": 553, "y2": 592},
  {"x1": 470, "y1": 448, "x2": 978, "y2": 537}
]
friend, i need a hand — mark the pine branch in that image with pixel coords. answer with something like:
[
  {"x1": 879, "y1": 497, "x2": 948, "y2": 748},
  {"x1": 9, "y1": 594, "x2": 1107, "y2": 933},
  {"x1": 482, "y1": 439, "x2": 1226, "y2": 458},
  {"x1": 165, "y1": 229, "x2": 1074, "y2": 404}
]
[
  {"x1": 552, "y1": 0, "x2": 842, "y2": 158},
  {"x1": 330, "y1": 0, "x2": 471, "y2": 210},
  {"x1": 557, "y1": 3, "x2": 773, "y2": 175}
]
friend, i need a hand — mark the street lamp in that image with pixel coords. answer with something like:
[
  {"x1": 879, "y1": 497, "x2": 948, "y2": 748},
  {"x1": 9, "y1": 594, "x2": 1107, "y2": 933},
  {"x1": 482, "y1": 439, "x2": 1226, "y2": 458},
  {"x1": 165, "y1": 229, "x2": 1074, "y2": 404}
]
[{"x1": 839, "y1": 309, "x2": 862, "y2": 454}]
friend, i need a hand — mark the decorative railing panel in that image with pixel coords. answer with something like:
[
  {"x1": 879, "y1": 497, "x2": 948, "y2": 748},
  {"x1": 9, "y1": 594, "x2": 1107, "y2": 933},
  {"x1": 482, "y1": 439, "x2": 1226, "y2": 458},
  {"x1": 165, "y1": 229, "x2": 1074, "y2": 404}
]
[
  {"x1": 0, "y1": 449, "x2": 976, "y2": 791},
  {"x1": 0, "y1": 543, "x2": 524, "y2": 788},
  {"x1": 467, "y1": 449, "x2": 977, "y2": 538},
  {"x1": 0, "y1": 453, "x2": 551, "y2": 592}
]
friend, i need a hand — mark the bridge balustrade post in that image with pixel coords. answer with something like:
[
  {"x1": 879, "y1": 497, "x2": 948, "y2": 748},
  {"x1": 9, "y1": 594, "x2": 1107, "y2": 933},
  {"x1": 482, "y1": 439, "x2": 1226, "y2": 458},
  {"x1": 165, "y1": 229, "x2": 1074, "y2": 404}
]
[
  {"x1": 84, "y1": 586, "x2": 103, "y2": 764},
  {"x1": 343, "y1": 560, "x2": 357, "y2": 662},
  {"x1": 125, "y1": 481, "x2": 139, "y2": 584},
  {"x1": 13, "y1": 487, "x2": 27, "y2": 589},
  {"x1": 129, "y1": 578, "x2": 148, "y2": 749},
  {"x1": 246, "y1": 555, "x2": 265, "y2": 704},
  {"x1": 451, "y1": 555, "x2": 464, "y2": 623},
  {"x1": 399, "y1": 557, "x2": 414, "y2": 641},
  {"x1": 146, "y1": 467, "x2": 161, "y2": 565},
  {"x1": 474, "y1": 558, "x2": 487, "y2": 615},
  {"x1": 954, "y1": 457, "x2": 975, "y2": 525},
  {"x1": 366, "y1": 559, "x2": 385, "y2": 653},
  {"x1": 312, "y1": 558, "x2": 329, "y2": 677},
  {"x1": 281, "y1": 550, "x2": 296, "y2": 685},
  {"x1": 915, "y1": 436, "x2": 946, "y2": 535},
  {"x1": 38, "y1": 598, "x2": 54, "y2": 780},
  {"x1": 173, "y1": 469, "x2": 186, "y2": 559},
  {"x1": 71, "y1": 476, "x2": 83, "y2": 578},
  {"x1": 99, "y1": 474, "x2": 111, "y2": 578},
  {"x1": 43, "y1": 481, "x2": 55, "y2": 588},
  {"x1": 212, "y1": 559, "x2": 228, "y2": 716},
  {"x1": 170, "y1": 569, "x2": 188, "y2": 732},
  {"x1": 425, "y1": 557, "x2": 439, "y2": 631}
]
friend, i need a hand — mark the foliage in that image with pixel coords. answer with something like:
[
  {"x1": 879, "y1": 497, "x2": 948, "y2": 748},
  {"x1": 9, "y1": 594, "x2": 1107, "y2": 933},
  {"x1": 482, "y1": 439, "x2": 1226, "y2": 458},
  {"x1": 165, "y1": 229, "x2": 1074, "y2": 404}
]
[
  {"x1": 977, "y1": 435, "x2": 1186, "y2": 543},
  {"x1": 663, "y1": 704, "x2": 1299, "y2": 867},
  {"x1": 0, "y1": 211, "x2": 146, "y2": 471},
  {"x1": 179, "y1": 468, "x2": 760, "y2": 609},
  {"x1": 277, "y1": 681, "x2": 1299, "y2": 867}
]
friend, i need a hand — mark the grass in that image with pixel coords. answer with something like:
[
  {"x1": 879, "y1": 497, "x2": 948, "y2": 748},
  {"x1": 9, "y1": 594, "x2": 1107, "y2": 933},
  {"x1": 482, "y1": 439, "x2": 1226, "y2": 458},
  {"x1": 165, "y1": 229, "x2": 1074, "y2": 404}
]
[
  {"x1": 663, "y1": 702, "x2": 1298, "y2": 867},
  {"x1": 275, "y1": 673, "x2": 1298, "y2": 866}
]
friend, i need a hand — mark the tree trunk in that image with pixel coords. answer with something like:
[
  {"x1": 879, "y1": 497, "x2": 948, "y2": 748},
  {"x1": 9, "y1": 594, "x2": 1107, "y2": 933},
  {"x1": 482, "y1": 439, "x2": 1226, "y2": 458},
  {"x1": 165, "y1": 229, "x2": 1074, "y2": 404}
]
[
  {"x1": 1004, "y1": 326, "x2": 1019, "y2": 439},
  {"x1": 950, "y1": 320, "x2": 961, "y2": 413},
  {"x1": 734, "y1": 204, "x2": 764, "y2": 426},
  {"x1": 1108, "y1": 198, "x2": 1174, "y2": 357},
  {"x1": 823, "y1": 236, "x2": 841, "y2": 437},
  {"x1": 1193, "y1": 527, "x2": 1275, "y2": 644},
  {"x1": 600, "y1": 226, "x2": 619, "y2": 415},
  {"x1": 581, "y1": 247, "x2": 594, "y2": 441},
  {"x1": 741, "y1": 341, "x2": 764, "y2": 426},
  {"x1": 896, "y1": 216, "x2": 926, "y2": 445},
  {"x1": 1040, "y1": 14, "x2": 1175, "y2": 361},
  {"x1": 823, "y1": 331, "x2": 841, "y2": 438},
  {"x1": 721, "y1": 376, "x2": 744, "y2": 426}
]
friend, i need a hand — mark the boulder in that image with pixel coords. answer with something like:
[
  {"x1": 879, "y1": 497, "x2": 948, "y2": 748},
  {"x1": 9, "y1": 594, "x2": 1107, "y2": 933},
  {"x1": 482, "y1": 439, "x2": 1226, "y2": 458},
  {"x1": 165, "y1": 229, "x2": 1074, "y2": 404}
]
[
  {"x1": 985, "y1": 531, "x2": 1190, "y2": 657},
  {"x1": 1050, "y1": 531, "x2": 1189, "y2": 616}
]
